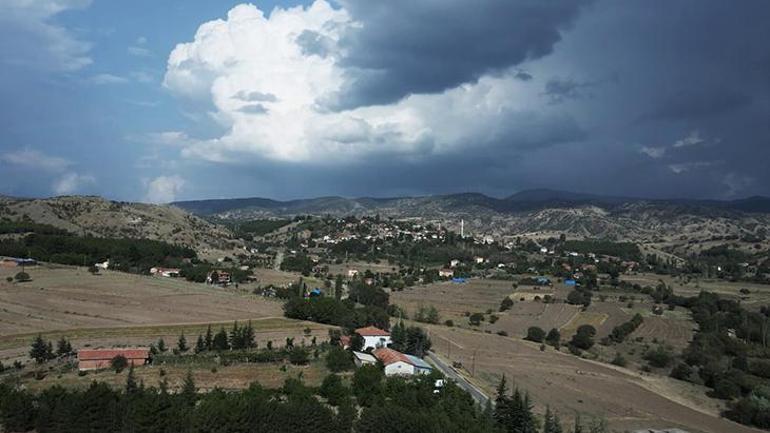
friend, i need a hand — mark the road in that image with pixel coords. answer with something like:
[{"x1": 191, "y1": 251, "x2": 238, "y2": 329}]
[
  {"x1": 426, "y1": 351, "x2": 491, "y2": 406},
  {"x1": 273, "y1": 250, "x2": 284, "y2": 271}
]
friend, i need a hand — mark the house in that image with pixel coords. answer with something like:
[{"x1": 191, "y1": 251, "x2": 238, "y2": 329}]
[
  {"x1": 206, "y1": 270, "x2": 231, "y2": 286},
  {"x1": 353, "y1": 351, "x2": 377, "y2": 367},
  {"x1": 450, "y1": 259, "x2": 461, "y2": 268},
  {"x1": 77, "y1": 348, "x2": 150, "y2": 371},
  {"x1": 348, "y1": 269, "x2": 359, "y2": 278},
  {"x1": 438, "y1": 268, "x2": 454, "y2": 278},
  {"x1": 150, "y1": 267, "x2": 180, "y2": 278},
  {"x1": 474, "y1": 256, "x2": 486, "y2": 264},
  {"x1": 0, "y1": 257, "x2": 37, "y2": 268},
  {"x1": 355, "y1": 326, "x2": 392, "y2": 351},
  {"x1": 372, "y1": 348, "x2": 433, "y2": 376},
  {"x1": 95, "y1": 260, "x2": 110, "y2": 270}
]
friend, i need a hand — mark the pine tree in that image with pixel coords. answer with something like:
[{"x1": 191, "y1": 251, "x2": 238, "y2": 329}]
[
  {"x1": 544, "y1": 406, "x2": 563, "y2": 433},
  {"x1": 181, "y1": 369, "x2": 197, "y2": 406},
  {"x1": 30, "y1": 334, "x2": 52, "y2": 363},
  {"x1": 244, "y1": 321, "x2": 255, "y2": 348},
  {"x1": 213, "y1": 327, "x2": 229, "y2": 351},
  {"x1": 194, "y1": 334, "x2": 206, "y2": 354},
  {"x1": 177, "y1": 333, "x2": 189, "y2": 352},
  {"x1": 493, "y1": 375, "x2": 512, "y2": 429},
  {"x1": 230, "y1": 321, "x2": 241, "y2": 349},
  {"x1": 204, "y1": 324, "x2": 213, "y2": 351},
  {"x1": 157, "y1": 338, "x2": 167, "y2": 352},
  {"x1": 335, "y1": 274, "x2": 343, "y2": 300},
  {"x1": 55, "y1": 337, "x2": 72, "y2": 356}
]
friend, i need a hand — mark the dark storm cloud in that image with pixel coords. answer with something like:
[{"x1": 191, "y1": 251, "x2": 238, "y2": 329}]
[
  {"x1": 233, "y1": 91, "x2": 278, "y2": 102},
  {"x1": 328, "y1": 0, "x2": 592, "y2": 109}
]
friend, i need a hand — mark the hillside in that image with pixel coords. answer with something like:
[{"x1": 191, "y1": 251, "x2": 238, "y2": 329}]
[
  {"x1": 0, "y1": 196, "x2": 241, "y2": 257},
  {"x1": 172, "y1": 190, "x2": 770, "y2": 243}
]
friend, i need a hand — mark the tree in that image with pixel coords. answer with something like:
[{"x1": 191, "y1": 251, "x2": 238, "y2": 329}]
[
  {"x1": 319, "y1": 373, "x2": 349, "y2": 406},
  {"x1": 570, "y1": 325, "x2": 596, "y2": 350},
  {"x1": 525, "y1": 327, "x2": 546, "y2": 343},
  {"x1": 55, "y1": 337, "x2": 72, "y2": 357},
  {"x1": 88, "y1": 265, "x2": 99, "y2": 275},
  {"x1": 500, "y1": 297, "x2": 514, "y2": 312},
  {"x1": 469, "y1": 312, "x2": 485, "y2": 326},
  {"x1": 335, "y1": 274, "x2": 343, "y2": 300},
  {"x1": 125, "y1": 364, "x2": 138, "y2": 394},
  {"x1": 350, "y1": 333, "x2": 364, "y2": 352},
  {"x1": 30, "y1": 334, "x2": 53, "y2": 363},
  {"x1": 326, "y1": 346, "x2": 353, "y2": 372},
  {"x1": 156, "y1": 338, "x2": 167, "y2": 353},
  {"x1": 543, "y1": 406, "x2": 563, "y2": 433},
  {"x1": 177, "y1": 333, "x2": 189, "y2": 352},
  {"x1": 194, "y1": 334, "x2": 206, "y2": 354},
  {"x1": 546, "y1": 328, "x2": 561, "y2": 347},
  {"x1": 352, "y1": 364, "x2": 383, "y2": 407},
  {"x1": 212, "y1": 327, "x2": 229, "y2": 351},
  {"x1": 111, "y1": 355, "x2": 129, "y2": 373},
  {"x1": 14, "y1": 271, "x2": 30, "y2": 282},
  {"x1": 181, "y1": 369, "x2": 197, "y2": 406},
  {"x1": 204, "y1": 324, "x2": 213, "y2": 351},
  {"x1": 289, "y1": 348, "x2": 309, "y2": 365}
]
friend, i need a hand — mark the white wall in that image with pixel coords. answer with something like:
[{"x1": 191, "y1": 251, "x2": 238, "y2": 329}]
[
  {"x1": 384, "y1": 361, "x2": 415, "y2": 376},
  {"x1": 362, "y1": 335, "x2": 391, "y2": 350}
]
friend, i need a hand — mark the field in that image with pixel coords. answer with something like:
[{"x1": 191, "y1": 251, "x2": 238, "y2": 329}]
[
  {"x1": 0, "y1": 265, "x2": 333, "y2": 363},
  {"x1": 426, "y1": 325, "x2": 764, "y2": 433},
  {"x1": 20, "y1": 358, "x2": 334, "y2": 394},
  {"x1": 622, "y1": 272, "x2": 770, "y2": 308}
]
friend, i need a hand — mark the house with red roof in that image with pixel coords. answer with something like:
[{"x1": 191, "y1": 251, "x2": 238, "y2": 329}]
[
  {"x1": 373, "y1": 347, "x2": 433, "y2": 376},
  {"x1": 355, "y1": 326, "x2": 392, "y2": 351},
  {"x1": 77, "y1": 348, "x2": 150, "y2": 371}
]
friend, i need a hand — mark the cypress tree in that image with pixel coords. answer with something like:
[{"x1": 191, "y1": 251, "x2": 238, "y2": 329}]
[
  {"x1": 157, "y1": 338, "x2": 167, "y2": 352},
  {"x1": 213, "y1": 327, "x2": 229, "y2": 351},
  {"x1": 204, "y1": 325, "x2": 213, "y2": 351},
  {"x1": 177, "y1": 333, "x2": 189, "y2": 352},
  {"x1": 194, "y1": 334, "x2": 206, "y2": 354},
  {"x1": 30, "y1": 334, "x2": 51, "y2": 363},
  {"x1": 125, "y1": 364, "x2": 138, "y2": 395}
]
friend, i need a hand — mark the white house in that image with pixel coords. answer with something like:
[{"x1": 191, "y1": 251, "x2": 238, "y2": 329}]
[
  {"x1": 150, "y1": 267, "x2": 181, "y2": 278},
  {"x1": 438, "y1": 268, "x2": 454, "y2": 278},
  {"x1": 348, "y1": 269, "x2": 359, "y2": 278},
  {"x1": 352, "y1": 351, "x2": 377, "y2": 368},
  {"x1": 450, "y1": 259, "x2": 461, "y2": 268},
  {"x1": 355, "y1": 326, "x2": 391, "y2": 351},
  {"x1": 373, "y1": 348, "x2": 433, "y2": 376}
]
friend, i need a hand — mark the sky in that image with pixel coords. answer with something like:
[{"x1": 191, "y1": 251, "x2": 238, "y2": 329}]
[{"x1": 0, "y1": 0, "x2": 768, "y2": 203}]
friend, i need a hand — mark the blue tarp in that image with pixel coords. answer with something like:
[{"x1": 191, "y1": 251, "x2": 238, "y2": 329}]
[
  {"x1": 452, "y1": 277, "x2": 467, "y2": 283},
  {"x1": 564, "y1": 279, "x2": 577, "y2": 286}
]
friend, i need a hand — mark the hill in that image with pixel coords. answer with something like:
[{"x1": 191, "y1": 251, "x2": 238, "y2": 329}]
[
  {"x1": 0, "y1": 195, "x2": 241, "y2": 257},
  {"x1": 172, "y1": 190, "x2": 770, "y2": 242}
]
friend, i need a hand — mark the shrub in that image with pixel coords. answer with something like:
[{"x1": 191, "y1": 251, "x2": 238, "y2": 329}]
[
  {"x1": 499, "y1": 297, "x2": 514, "y2": 312},
  {"x1": 497, "y1": 331, "x2": 508, "y2": 337},
  {"x1": 468, "y1": 313, "x2": 484, "y2": 326},
  {"x1": 545, "y1": 328, "x2": 561, "y2": 346},
  {"x1": 611, "y1": 353, "x2": 627, "y2": 367},
  {"x1": 525, "y1": 327, "x2": 546, "y2": 343},
  {"x1": 644, "y1": 345, "x2": 672, "y2": 368},
  {"x1": 570, "y1": 325, "x2": 596, "y2": 350},
  {"x1": 110, "y1": 355, "x2": 129, "y2": 373},
  {"x1": 14, "y1": 272, "x2": 31, "y2": 282},
  {"x1": 325, "y1": 346, "x2": 353, "y2": 372},
  {"x1": 444, "y1": 319, "x2": 454, "y2": 327},
  {"x1": 289, "y1": 348, "x2": 309, "y2": 365}
]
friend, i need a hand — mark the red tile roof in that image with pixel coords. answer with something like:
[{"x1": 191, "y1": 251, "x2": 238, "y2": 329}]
[
  {"x1": 373, "y1": 347, "x2": 411, "y2": 366},
  {"x1": 78, "y1": 348, "x2": 150, "y2": 361},
  {"x1": 355, "y1": 326, "x2": 390, "y2": 337}
]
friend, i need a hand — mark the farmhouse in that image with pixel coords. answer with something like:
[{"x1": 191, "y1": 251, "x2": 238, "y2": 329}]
[
  {"x1": 206, "y1": 270, "x2": 232, "y2": 286},
  {"x1": 352, "y1": 351, "x2": 377, "y2": 367},
  {"x1": 373, "y1": 348, "x2": 433, "y2": 376},
  {"x1": 355, "y1": 326, "x2": 392, "y2": 351},
  {"x1": 77, "y1": 348, "x2": 150, "y2": 371},
  {"x1": 438, "y1": 268, "x2": 454, "y2": 278},
  {"x1": 150, "y1": 267, "x2": 180, "y2": 278},
  {"x1": 0, "y1": 257, "x2": 37, "y2": 268}
]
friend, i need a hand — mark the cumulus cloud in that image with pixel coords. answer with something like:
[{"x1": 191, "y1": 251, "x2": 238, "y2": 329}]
[
  {"x1": 162, "y1": 1, "x2": 584, "y2": 165},
  {"x1": 144, "y1": 175, "x2": 185, "y2": 203},
  {"x1": 52, "y1": 172, "x2": 95, "y2": 195},
  {"x1": 0, "y1": 0, "x2": 92, "y2": 71}
]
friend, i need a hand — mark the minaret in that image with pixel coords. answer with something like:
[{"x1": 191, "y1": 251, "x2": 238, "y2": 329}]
[{"x1": 461, "y1": 219, "x2": 464, "y2": 238}]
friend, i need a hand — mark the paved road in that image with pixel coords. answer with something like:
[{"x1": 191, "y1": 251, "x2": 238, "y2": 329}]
[{"x1": 426, "y1": 351, "x2": 491, "y2": 406}]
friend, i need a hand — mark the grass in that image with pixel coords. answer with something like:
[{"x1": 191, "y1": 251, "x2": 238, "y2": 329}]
[{"x1": 559, "y1": 311, "x2": 609, "y2": 337}]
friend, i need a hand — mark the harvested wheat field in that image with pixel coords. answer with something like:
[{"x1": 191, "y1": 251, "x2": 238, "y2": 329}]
[
  {"x1": 0, "y1": 264, "x2": 308, "y2": 361},
  {"x1": 426, "y1": 325, "x2": 764, "y2": 433},
  {"x1": 490, "y1": 302, "x2": 580, "y2": 338},
  {"x1": 391, "y1": 279, "x2": 516, "y2": 319}
]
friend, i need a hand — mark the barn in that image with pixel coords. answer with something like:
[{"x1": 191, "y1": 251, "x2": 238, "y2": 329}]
[{"x1": 77, "y1": 348, "x2": 151, "y2": 371}]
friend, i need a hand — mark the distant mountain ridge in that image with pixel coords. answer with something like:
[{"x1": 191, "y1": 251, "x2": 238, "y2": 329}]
[{"x1": 172, "y1": 189, "x2": 770, "y2": 217}]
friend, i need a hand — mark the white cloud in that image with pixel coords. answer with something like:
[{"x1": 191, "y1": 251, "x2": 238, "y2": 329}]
[
  {"x1": 162, "y1": 1, "x2": 566, "y2": 165},
  {"x1": 52, "y1": 172, "x2": 95, "y2": 195},
  {"x1": 0, "y1": 148, "x2": 72, "y2": 172},
  {"x1": 144, "y1": 175, "x2": 185, "y2": 203},
  {"x1": 673, "y1": 130, "x2": 705, "y2": 148},
  {"x1": 668, "y1": 161, "x2": 716, "y2": 174},
  {"x1": 89, "y1": 73, "x2": 129, "y2": 85},
  {"x1": 640, "y1": 146, "x2": 666, "y2": 159},
  {"x1": 0, "y1": 0, "x2": 92, "y2": 71}
]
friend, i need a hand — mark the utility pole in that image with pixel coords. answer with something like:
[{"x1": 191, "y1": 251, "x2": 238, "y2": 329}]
[{"x1": 471, "y1": 348, "x2": 477, "y2": 376}]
